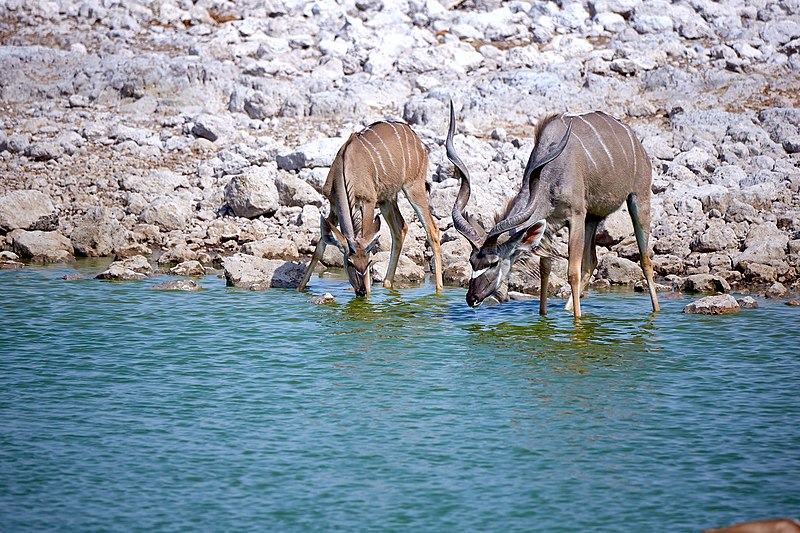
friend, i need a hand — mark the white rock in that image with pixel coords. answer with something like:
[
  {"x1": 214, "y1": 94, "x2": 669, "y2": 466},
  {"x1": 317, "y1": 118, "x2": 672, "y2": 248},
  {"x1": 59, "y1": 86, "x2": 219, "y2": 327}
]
[
  {"x1": 140, "y1": 196, "x2": 192, "y2": 231},
  {"x1": 277, "y1": 137, "x2": 347, "y2": 171},
  {"x1": 225, "y1": 166, "x2": 280, "y2": 218},
  {"x1": 0, "y1": 190, "x2": 57, "y2": 232},
  {"x1": 223, "y1": 253, "x2": 306, "y2": 289},
  {"x1": 10, "y1": 230, "x2": 74, "y2": 263},
  {"x1": 683, "y1": 294, "x2": 740, "y2": 315}
]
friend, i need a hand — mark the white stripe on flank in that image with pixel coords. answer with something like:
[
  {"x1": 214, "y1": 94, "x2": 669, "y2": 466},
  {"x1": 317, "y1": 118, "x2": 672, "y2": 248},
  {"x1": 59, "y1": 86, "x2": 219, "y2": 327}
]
[
  {"x1": 401, "y1": 124, "x2": 412, "y2": 174},
  {"x1": 387, "y1": 122, "x2": 406, "y2": 178},
  {"x1": 357, "y1": 136, "x2": 380, "y2": 181},
  {"x1": 578, "y1": 115, "x2": 614, "y2": 166},
  {"x1": 624, "y1": 124, "x2": 638, "y2": 177},
  {"x1": 408, "y1": 124, "x2": 422, "y2": 169},
  {"x1": 375, "y1": 123, "x2": 398, "y2": 172},
  {"x1": 598, "y1": 113, "x2": 630, "y2": 167},
  {"x1": 360, "y1": 134, "x2": 387, "y2": 176},
  {"x1": 572, "y1": 130, "x2": 598, "y2": 170}
]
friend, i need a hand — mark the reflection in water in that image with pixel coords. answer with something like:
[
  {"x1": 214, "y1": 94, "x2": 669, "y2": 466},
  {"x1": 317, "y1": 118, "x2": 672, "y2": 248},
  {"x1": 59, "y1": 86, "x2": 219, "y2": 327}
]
[{"x1": 463, "y1": 304, "x2": 660, "y2": 366}]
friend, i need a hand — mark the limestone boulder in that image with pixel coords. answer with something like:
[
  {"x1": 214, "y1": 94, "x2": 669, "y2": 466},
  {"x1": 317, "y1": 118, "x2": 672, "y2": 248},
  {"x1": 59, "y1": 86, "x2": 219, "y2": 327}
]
[
  {"x1": 765, "y1": 282, "x2": 788, "y2": 298},
  {"x1": 170, "y1": 260, "x2": 206, "y2": 276},
  {"x1": 692, "y1": 220, "x2": 738, "y2": 253},
  {"x1": 96, "y1": 255, "x2": 154, "y2": 281},
  {"x1": 70, "y1": 206, "x2": 130, "y2": 256},
  {"x1": 276, "y1": 137, "x2": 346, "y2": 171},
  {"x1": 224, "y1": 166, "x2": 280, "y2": 218},
  {"x1": 681, "y1": 274, "x2": 731, "y2": 293},
  {"x1": 440, "y1": 238, "x2": 471, "y2": 271},
  {"x1": 275, "y1": 172, "x2": 324, "y2": 208},
  {"x1": 0, "y1": 190, "x2": 58, "y2": 232},
  {"x1": 443, "y1": 261, "x2": 470, "y2": 287},
  {"x1": 241, "y1": 238, "x2": 299, "y2": 261},
  {"x1": 737, "y1": 296, "x2": 759, "y2": 308},
  {"x1": 121, "y1": 169, "x2": 187, "y2": 198},
  {"x1": 157, "y1": 244, "x2": 198, "y2": 265},
  {"x1": 223, "y1": 253, "x2": 306, "y2": 289},
  {"x1": 140, "y1": 196, "x2": 192, "y2": 231},
  {"x1": 683, "y1": 294, "x2": 740, "y2": 315},
  {"x1": 0, "y1": 250, "x2": 24, "y2": 269},
  {"x1": 596, "y1": 206, "x2": 633, "y2": 247},
  {"x1": 371, "y1": 252, "x2": 425, "y2": 284},
  {"x1": 10, "y1": 230, "x2": 74, "y2": 262},
  {"x1": 596, "y1": 255, "x2": 643, "y2": 284}
]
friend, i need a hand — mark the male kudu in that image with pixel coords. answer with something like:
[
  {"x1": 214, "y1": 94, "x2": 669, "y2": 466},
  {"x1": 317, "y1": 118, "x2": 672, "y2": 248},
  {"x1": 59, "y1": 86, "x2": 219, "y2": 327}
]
[
  {"x1": 297, "y1": 121, "x2": 443, "y2": 296},
  {"x1": 445, "y1": 102, "x2": 659, "y2": 317}
]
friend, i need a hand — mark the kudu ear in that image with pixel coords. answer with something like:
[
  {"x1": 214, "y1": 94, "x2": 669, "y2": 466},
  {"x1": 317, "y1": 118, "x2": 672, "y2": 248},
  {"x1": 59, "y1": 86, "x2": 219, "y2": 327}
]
[
  {"x1": 321, "y1": 215, "x2": 349, "y2": 252},
  {"x1": 517, "y1": 219, "x2": 547, "y2": 252},
  {"x1": 364, "y1": 215, "x2": 381, "y2": 253}
]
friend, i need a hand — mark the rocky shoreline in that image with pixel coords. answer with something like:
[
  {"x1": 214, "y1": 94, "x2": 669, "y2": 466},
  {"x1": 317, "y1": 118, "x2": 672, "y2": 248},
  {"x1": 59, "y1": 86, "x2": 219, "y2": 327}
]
[{"x1": 1, "y1": 0, "x2": 799, "y2": 301}]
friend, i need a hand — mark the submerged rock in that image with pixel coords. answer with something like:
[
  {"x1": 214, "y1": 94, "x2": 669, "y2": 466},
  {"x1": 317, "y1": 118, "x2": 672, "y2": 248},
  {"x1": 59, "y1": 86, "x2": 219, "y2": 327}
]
[
  {"x1": 308, "y1": 292, "x2": 336, "y2": 304},
  {"x1": 683, "y1": 294, "x2": 740, "y2": 315},
  {"x1": 151, "y1": 279, "x2": 202, "y2": 291},
  {"x1": 736, "y1": 296, "x2": 759, "y2": 308},
  {"x1": 96, "y1": 255, "x2": 154, "y2": 281}
]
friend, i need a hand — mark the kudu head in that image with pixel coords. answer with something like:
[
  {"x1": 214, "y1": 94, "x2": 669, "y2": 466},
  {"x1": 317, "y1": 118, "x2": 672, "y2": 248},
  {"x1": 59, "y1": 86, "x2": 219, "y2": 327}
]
[
  {"x1": 321, "y1": 214, "x2": 381, "y2": 297},
  {"x1": 445, "y1": 101, "x2": 572, "y2": 307}
]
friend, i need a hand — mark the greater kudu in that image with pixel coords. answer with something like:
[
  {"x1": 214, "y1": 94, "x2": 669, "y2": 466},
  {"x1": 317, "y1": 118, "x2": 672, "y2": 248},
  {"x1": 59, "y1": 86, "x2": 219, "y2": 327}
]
[
  {"x1": 297, "y1": 120, "x2": 443, "y2": 296},
  {"x1": 445, "y1": 102, "x2": 660, "y2": 317}
]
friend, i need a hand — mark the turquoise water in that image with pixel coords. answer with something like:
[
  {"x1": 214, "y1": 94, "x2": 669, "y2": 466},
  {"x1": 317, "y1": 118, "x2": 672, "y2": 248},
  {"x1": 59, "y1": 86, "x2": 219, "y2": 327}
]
[{"x1": 1, "y1": 262, "x2": 798, "y2": 532}]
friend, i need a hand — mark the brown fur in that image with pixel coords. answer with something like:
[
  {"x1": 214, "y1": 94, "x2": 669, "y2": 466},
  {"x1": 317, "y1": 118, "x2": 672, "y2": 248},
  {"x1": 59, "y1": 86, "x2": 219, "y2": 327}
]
[
  {"x1": 456, "y1": 110, "x2": 661, "y2": 317},
  {"x1": 299, "y1": 121, "x2": 444, "y2": 295}
]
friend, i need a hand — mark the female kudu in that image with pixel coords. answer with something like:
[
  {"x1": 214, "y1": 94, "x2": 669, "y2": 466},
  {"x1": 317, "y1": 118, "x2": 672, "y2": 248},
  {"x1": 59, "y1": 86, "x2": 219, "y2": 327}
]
[{"x1": 298, "y1": 121, "x2": 443, "y2": 296}]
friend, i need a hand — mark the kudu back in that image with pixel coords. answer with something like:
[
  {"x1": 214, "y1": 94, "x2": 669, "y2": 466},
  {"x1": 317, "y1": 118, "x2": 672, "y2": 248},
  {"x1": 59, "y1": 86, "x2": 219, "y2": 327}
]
[
  {"x1": 446, "y1": 101, "x2": 659, "y2": 317},
  {"x1": 298, "y1": 120, "x2": 443, "y2": 296}
]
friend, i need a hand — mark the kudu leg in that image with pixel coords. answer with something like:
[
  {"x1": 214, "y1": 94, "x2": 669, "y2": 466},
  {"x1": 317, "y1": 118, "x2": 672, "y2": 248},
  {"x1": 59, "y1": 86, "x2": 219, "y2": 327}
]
[
  {"x1": 580, "y1": 216, "x2": 600, "y2": 295},
  {"x1": 566, "y1": 218, "x2": 586, "y2": 318},
  {"x1": 539, "y1": 256, "x2": 551, "y2": 315},
  {"x1": 297, "y1": 215, "x2": 333, "y2": 292},
  {"x1": 566, "y1": 216, "x2": 601, "y2": 312},
  {"x1": 627, "y1": 194, "x2": 660, "y2": 312},
  {"x1": 379, "y1": 201, "x2": 407, "y2": 289},
  {"x1": 403, "y1": 182, "x2": 444, "y2": 294}
]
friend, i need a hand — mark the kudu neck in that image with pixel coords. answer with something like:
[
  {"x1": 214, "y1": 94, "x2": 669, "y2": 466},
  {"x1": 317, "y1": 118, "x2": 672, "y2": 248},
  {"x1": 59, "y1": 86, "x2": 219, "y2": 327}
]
[{"x1": 510, "y1": 174, "x2": 552, "y2": 228}]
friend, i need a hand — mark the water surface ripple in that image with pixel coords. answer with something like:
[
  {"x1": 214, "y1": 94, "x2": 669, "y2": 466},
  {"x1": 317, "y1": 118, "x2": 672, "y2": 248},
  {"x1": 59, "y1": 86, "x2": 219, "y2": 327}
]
[{"x1": 1, "y1": 265, "x2": 798, "y2": 532}]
